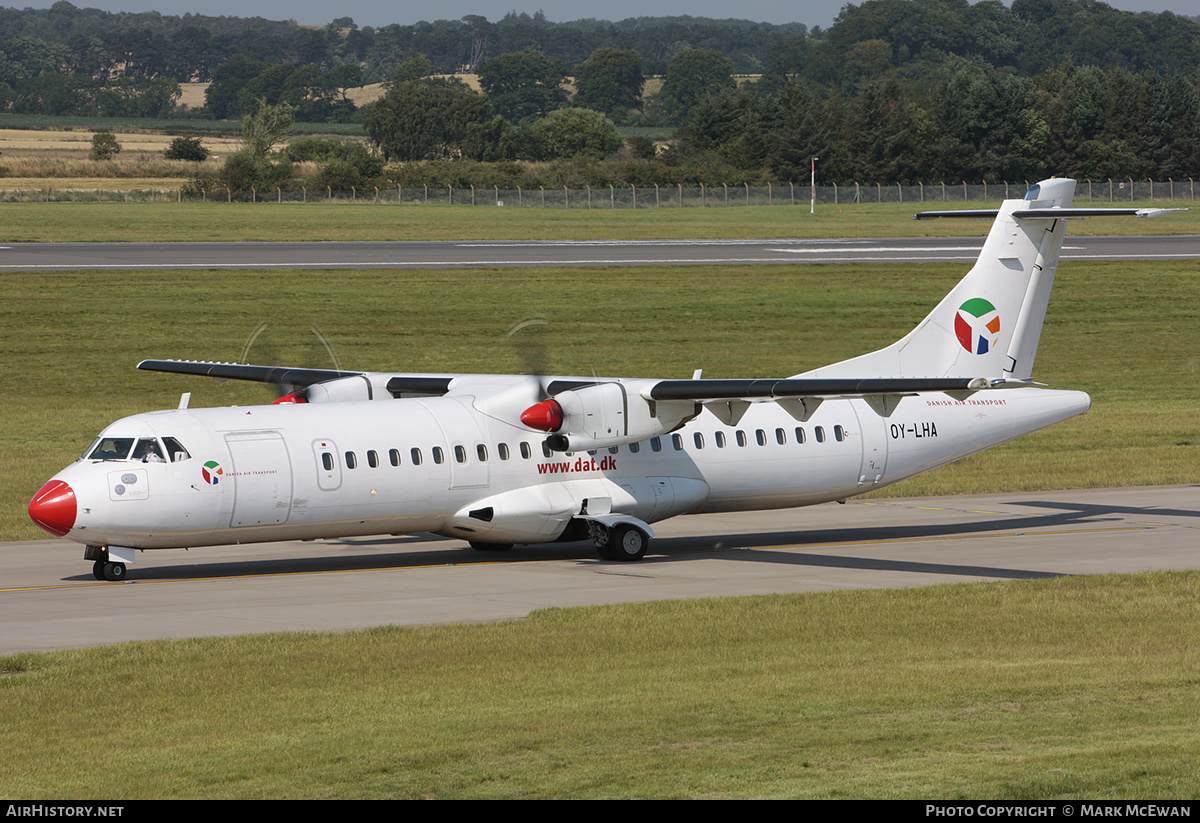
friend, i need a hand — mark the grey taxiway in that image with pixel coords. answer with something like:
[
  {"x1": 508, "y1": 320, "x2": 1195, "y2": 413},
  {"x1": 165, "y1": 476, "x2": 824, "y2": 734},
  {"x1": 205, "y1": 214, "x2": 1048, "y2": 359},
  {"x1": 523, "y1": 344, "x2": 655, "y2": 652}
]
[{"x1": 4, "y1": 485, "x2": 1198, "y2": 654}]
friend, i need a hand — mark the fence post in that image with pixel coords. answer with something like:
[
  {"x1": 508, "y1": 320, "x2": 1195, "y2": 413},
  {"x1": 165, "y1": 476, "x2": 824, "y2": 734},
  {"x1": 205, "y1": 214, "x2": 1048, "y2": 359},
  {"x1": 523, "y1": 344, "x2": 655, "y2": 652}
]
[
  {"x1": 251, "y1": 187, "x2": 256, "y2": 203},
  {"x1": 449, "y1": 185, "x2": 453, "y2": 205},
  {"x1": 833, "y1": 182, "x2": 838, "y2": 205},
  {"x1": 897, "y1": 182, "x2": 902, "y2": 203},
  {"x1": 518, "y1": 186, "x2": 522, "y2": 206},
  {"x1": 723, "y1": 183, "x2": 728, "y2": 204},
  {"x1": 790, "y1": 182, "x2": 794, "y2": 205},
  {"x1": 375, "y1": 187, "x2": 380, "y2": 204},
  {"x1": 277, "y1": 187, "x2": 282, "y2": 203},
  {"x1": 227, "y1": 187, "x2": 232, "y2": 203},
  {"x1": 327, "y1": 186, "x2": 332, "y2": 202},
  {"x1": 540, "y1": 186, "x2": 544, "y2": 207},
  {"x1": 877, "y1": 182, "x2": 882, "y2": 203},
  {"x1": 632, "y1": 184, "x2": 636, "y2": 208},
  {"x1": 745, "y1": 182, "x2": 749, "y2": 206},
  {"x1": 495, "y1": 185, "x2": 499, "y2": 205},
  {"x1": 303, "y1": 186, "x2": 307, "y2": 203},
  {"x1": 424, "y1": 184, "x2": 428, "y2": 204},
  {"x1": 610, "y1": 184, "x2": 614, "y2": 208},
  {"x1": 1128, "y1": 178, "x2": 1134, "y2": 202},
  {"x1": 654, "y1": 183, "x2": 659, "y2": 207},
  {"x1": 701, "y1": 182, "x2": 706, "y2": 207},
  {"x1": 678, "y1": 183, "x2": 682, "y2": 207},
  {"x1": 564, "y1": 186, "x2": 569, "y2": 208},
  {"x1": 586, "y1": 185, "x2": 591, "y2": 208},
  {"x1": 767, "y1": 182, "x2": 772, "y2": 205},
  {"x1": 470, "y1": 184, "x2": 475, "y2": 206}
]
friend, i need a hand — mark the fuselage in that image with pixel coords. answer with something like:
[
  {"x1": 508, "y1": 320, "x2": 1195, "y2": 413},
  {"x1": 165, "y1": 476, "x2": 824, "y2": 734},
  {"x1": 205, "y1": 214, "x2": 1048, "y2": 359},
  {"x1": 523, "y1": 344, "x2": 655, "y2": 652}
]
[{"x1": 32, "y1": 377, "x2": 1090, "y2": 552}]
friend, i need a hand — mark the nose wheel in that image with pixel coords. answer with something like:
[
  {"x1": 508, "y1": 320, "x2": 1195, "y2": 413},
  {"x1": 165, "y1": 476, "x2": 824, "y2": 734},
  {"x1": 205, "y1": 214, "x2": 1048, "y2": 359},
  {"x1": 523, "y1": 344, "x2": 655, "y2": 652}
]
[{"x1": 91, "y1": 559, "x2": 127, "y2": 581}]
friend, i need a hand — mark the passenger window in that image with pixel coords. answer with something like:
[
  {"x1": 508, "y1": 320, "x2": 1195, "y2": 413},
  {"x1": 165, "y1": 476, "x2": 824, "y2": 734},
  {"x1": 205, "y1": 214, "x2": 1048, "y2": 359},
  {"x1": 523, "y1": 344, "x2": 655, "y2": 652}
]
[
  {"x1": 608, "y1": 446, "x2": 618, "y2": 455},
  {"x1": 390, "y1": 448, "x2": 401, "y2": 467},
  {"x1": 776, "y1": 428, "x2": 786, "y2": 445},
  {"x1": 498, "y1": 443, "x2": 510, "y2": 461},
  {"x1": 410, "y1": 448, "x2": 422, "y2": 466},
  {"x1": 756, "y1": 429, "x2": 766, "y2": 446},
  {"x1": 650, "y1": 437, "x2": 662, "y2": 452},
  {"x1": 520, "y1": 442, "x2": 531, "y2": 459},
  {"x1": 322, "y1": 452, "x2": 334, "y2": 471},
  {"x1": 542, "y1": 442, "x2": 551, "y2": 458},
  {"x1": 477, "y1": 444, "x2": 488, "y2": 462},
  {"x1": 835, "y1": 425, "x2": 845, "y2": 442},
  {"x1": 367, "y1": 450, "x2": 379, "y2": 468},
  {"x1": 433, "y1": 447, "x2": 445, "y2": 464},
  {"x1": 736, "y1": 430, "x2": 747, "y2": 447},
  {"x1": 163, "y1": 437, "x2": 191, "y2": 462},
  {"x1": 795, "y1": 427, "x2": 806, "y2": 444},
  {"x1": 629, "y1": 441, "x2": 639, "y2": 453},
  {"x1": 716, "y1": 431, "x2": 726, "y2": 448},
  {"x1": 345, "y1": 451, "x2": 357, "y2": 469},
  {"x1": 693, "y1": 432, "x2": 704, "y2": 449},
  {"x1": 815, "y1": 426, "x2": 825, "y2": 443},
  {"x1": 454, "y1": 445, "x2": 466, "y2": 463},
  {"x1": 672, "y1": 434, "x2": 683, "y2": 450}
]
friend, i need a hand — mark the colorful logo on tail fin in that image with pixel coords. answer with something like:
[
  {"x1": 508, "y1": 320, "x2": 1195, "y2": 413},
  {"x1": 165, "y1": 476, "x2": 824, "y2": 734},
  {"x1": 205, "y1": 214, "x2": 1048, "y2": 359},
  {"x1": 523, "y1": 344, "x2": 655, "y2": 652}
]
[{"x1": 955, "y1": 298, "x2": 1000, "y2": 354}]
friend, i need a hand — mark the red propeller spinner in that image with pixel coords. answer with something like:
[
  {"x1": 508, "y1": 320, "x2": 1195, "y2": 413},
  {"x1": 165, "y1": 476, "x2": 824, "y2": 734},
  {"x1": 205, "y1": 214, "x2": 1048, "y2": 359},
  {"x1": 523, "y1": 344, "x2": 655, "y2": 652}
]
[{"x1": 520, "y1": 398, "x2": 563, "y2": 432}]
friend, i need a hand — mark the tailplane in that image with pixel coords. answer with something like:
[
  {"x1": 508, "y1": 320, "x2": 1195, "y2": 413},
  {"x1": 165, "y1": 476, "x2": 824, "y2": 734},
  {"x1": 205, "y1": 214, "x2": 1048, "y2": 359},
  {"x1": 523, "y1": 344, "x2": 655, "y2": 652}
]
[{"x1": 798, "y1": 178, "x2": 1182, "y2": 383}]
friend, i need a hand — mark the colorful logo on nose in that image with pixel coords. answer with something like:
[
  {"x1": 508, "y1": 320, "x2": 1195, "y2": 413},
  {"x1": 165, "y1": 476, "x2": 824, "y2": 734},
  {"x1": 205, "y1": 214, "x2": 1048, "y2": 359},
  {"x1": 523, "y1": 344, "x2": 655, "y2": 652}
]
[
  {"x1": 955, "y1": 298, "x2": 1001, "y2": 354},
  {"x1": 202, "y1": 460, "x2": 223, "y2": 485}
]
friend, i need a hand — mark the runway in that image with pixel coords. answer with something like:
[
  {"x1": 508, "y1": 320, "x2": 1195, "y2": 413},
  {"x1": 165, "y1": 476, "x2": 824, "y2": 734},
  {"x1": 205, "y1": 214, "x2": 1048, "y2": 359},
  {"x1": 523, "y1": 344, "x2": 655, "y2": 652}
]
[
  {"x1": 0, "y1": 235, "x2": 1197, "y2": 270},
  {"x1": 4, "y1": 485, "x2": 1198, "y2": 654}
]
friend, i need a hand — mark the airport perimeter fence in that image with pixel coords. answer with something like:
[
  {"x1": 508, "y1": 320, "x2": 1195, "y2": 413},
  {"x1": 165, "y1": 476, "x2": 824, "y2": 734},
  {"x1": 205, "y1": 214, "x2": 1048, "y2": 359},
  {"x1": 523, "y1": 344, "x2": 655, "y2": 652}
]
[{"x1": 0, "y1": 179, "x2": 1195, "y2": 206}]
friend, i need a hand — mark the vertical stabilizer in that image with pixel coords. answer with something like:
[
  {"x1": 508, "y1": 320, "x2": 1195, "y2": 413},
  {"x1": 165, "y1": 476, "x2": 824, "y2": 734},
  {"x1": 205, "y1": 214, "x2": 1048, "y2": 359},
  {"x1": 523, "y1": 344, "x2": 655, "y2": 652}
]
[{"x1": 798, "y1": 178, "x2": 1076, "y2": 382}]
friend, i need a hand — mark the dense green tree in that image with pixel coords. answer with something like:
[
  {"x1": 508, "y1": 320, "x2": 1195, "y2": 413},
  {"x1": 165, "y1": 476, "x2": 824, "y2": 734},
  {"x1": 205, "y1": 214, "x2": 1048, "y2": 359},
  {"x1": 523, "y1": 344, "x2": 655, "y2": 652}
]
[
  {"x1": 362, "y1": 77, "x2": 492, "y2": 161},
  {"x1": 527, "y1": 107, "x2": 623, "y2": 160},
  {"x1": 88, "y1": 130, "x2": 120, "y2": 160},
  {"x1": 654, "y1": 49, "x2": 735, "y2": 124},
  {"x1": 572, "y1": 47, "x2": 643, "y2": 117},
  {"x1": 205, "y1": 54, "x2": 267, "y2": 119},
  {"x1": 476, "y1": 49, "x2": 569, "y2": 121}
]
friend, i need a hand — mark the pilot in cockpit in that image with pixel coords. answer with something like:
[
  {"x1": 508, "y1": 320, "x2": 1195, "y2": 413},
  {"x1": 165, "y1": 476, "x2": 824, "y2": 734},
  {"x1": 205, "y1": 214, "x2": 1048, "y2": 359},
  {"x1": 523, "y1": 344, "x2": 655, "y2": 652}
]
[{"x1": 134, "y1": 438, "x2": 166, "y2": 463}]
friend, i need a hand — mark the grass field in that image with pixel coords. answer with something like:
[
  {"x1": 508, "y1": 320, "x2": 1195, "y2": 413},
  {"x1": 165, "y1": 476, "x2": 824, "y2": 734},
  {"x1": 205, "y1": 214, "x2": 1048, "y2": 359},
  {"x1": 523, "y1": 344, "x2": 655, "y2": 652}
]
[
  {"x1": 1, "y1": 200, "x2": 1197, "y2": 242},
  {"x1": 4, "y1": 572, "x2": 1200, "y2": 798}
]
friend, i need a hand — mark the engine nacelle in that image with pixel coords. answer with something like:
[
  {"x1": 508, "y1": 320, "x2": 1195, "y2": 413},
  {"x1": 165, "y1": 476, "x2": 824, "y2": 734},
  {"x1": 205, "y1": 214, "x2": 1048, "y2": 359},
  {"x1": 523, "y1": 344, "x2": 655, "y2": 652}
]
[
  {"x1": 304, "y1": 375, "x2": 391, "y2": 403},
  {"x1": 521, "y1": 381, "x2": 698, "y2": 452}
]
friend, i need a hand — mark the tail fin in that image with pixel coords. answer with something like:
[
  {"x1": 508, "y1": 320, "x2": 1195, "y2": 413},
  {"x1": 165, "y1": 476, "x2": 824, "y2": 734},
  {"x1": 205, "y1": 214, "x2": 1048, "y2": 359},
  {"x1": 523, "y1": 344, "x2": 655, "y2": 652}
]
[{"x1": 799, "y1": 178, "x2": 1078, "y2": 382}]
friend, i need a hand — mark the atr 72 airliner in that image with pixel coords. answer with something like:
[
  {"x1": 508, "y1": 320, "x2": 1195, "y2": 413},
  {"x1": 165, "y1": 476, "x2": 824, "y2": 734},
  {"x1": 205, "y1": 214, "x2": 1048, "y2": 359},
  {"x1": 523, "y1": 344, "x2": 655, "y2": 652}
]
[{"x1": 28, "y1": 178, "x2": 1181, "y2": 581}]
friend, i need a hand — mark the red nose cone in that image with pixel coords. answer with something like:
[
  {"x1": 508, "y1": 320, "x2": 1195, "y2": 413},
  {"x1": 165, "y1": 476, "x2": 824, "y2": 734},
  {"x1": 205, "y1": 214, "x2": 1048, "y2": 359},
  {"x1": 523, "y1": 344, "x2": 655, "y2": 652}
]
[
  {"x1": 29, "y1": 480, "x2": 77, "y2": 537},
  {"x1": 520, "y1": 398, "x2": 564, "y2": 432}
]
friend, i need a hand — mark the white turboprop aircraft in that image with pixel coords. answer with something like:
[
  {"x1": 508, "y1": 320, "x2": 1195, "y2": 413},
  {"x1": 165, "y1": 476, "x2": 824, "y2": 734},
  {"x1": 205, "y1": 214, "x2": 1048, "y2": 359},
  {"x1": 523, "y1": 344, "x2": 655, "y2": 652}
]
[{"x1": 29, "y1": 178, "x2": 1182, "y2": 581}]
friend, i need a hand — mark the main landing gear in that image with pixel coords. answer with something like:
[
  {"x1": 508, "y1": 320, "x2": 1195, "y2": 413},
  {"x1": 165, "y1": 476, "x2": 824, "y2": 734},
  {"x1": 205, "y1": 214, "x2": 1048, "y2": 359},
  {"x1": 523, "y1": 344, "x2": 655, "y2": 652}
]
[{"x1": 589, "y1": 521, "x2": 649, "y2": 562}]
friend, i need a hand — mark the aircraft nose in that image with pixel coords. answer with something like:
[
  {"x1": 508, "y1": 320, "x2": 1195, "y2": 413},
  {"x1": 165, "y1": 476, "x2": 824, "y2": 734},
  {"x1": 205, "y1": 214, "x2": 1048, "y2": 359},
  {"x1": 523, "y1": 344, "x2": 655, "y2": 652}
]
[{"x1": 29, "y1": 479, "x2": 77, "y2": 537}]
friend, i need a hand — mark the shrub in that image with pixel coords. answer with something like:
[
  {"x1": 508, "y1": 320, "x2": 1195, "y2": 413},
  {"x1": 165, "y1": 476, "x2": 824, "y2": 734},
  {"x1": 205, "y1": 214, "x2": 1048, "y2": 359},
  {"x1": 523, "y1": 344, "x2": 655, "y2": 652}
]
[{"x1": 164, "y1": 136, "x2": 210, "y2": 162}]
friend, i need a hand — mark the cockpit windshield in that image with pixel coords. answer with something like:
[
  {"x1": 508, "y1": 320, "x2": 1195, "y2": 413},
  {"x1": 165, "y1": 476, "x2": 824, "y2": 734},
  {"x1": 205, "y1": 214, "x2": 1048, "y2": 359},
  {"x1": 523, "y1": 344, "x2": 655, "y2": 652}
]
[
  {"x1": 86, "y1": 437, "x2": 135, "y2": 461},
  {"x1": 85, "y1": 436, "x2": 191, "y2": 462}
]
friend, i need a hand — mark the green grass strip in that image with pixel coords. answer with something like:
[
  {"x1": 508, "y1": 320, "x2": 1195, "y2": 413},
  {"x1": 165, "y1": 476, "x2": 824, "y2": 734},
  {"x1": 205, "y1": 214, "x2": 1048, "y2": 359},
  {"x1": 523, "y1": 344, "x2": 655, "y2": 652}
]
[{"x1": 3, "y1": 572, "x2": 1199, "y2": 798}]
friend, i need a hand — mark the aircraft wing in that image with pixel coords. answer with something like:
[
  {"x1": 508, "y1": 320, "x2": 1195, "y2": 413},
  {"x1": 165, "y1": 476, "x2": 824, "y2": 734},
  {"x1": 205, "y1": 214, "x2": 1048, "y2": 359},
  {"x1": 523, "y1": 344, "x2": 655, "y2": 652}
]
[
  {"x1": 137, "y1": 360, "x2": 456, "y2": 398},
  {"x1": 646, "y1": 377, "x2": 989, "y2": 401}
]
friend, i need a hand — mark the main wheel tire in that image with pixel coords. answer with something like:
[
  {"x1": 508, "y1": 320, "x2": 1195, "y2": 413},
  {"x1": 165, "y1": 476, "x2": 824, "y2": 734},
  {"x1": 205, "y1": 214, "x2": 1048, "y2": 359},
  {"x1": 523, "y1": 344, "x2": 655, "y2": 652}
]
[
  {"x1": 468, "y1": 541, "x2": 513, "y2": 552},
  {"x1": 102, "y1": 562, "x2": 126, "y2": 582},
  {"x1": 92, "y1": 560, "x2": 106, "y2": 580},
  {"x1": 609, "y1": 524, "x2": 648, "y2": 561}
]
